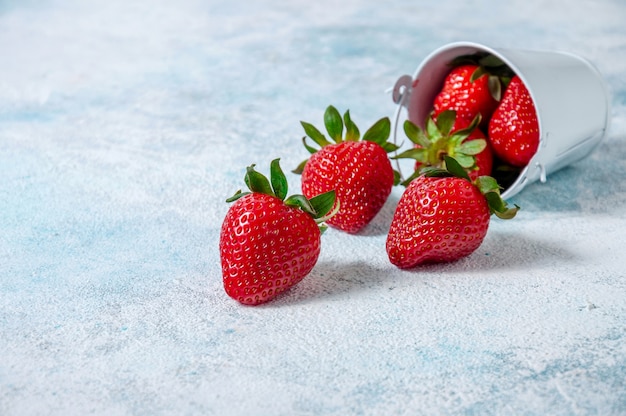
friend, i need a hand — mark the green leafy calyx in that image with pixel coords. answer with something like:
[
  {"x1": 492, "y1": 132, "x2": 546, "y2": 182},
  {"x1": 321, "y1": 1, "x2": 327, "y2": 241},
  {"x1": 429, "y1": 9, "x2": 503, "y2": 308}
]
[
  {"x1": 293, "y1": 105, "x2": 399, "y2": 176},
  {"x1": 394, "y1": 110, "x2": 486, "y2": 185},
  {"x1": 226, "y1": 158, "x2": 337, "y2": 227}
]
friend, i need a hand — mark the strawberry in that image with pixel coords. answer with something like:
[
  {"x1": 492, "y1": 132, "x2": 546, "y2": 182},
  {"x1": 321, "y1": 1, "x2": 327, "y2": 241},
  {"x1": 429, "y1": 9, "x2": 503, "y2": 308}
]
[
  {"x1": 395, "y1": 110, "x2": 493, "y2": 183},
  {"x1": 294, "y1": 105, "x2": 399, "y2": 234},
  {"x1": 220, "y1": 159, "x2": 336, "y2": 305},
  {"x1": 432, "y1": 64, "x2": 500, "y2": 126},
  {"x1": 488, "y1": 75, "x2": 540, "y2": 167},
  {"x1": 432, "y1": 54, "x2": 515, "y2": 127},
  {"x1": 386, "y1": 156, "x2": 518, "y2": 269}
]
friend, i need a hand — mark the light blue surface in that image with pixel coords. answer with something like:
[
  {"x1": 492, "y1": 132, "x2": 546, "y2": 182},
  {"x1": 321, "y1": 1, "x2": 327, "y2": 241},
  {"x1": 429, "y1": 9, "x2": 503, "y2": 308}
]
[{"x1": 2, "y1": 1, "x2": 626, "y2": 415}]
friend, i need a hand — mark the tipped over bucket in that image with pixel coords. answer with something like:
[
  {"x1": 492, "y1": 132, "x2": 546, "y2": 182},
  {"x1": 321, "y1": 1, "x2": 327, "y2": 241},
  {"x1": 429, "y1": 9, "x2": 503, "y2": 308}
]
[{"x1": 391, "y1": 41, "x2": 611, "y2": 199}]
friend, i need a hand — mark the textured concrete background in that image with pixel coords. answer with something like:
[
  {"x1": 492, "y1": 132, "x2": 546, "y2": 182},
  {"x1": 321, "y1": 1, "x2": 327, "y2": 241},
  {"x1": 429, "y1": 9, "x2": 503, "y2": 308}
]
[{"x1": 2, "y1": 0, "x2": 626, "y2": 414}]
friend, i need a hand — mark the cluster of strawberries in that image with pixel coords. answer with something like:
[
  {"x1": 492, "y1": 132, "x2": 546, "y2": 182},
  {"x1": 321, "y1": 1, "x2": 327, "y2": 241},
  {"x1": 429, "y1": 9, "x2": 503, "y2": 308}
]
[
  {"x1": 426, "y1": 52, "x2": 540, "y2": 178},
  {"x1": 219, "y1": 53, "x2": 538, "y2": 305}
]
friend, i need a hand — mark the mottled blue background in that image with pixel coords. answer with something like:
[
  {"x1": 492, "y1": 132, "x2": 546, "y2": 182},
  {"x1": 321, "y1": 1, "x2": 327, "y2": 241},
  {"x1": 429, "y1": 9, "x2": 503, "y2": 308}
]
[{"x1": 1, "y1": 1, "x2": 625, "y2": 415}]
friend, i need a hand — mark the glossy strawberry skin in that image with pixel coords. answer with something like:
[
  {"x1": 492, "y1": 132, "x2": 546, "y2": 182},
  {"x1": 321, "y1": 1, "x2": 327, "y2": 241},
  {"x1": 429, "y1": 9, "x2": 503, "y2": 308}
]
[
  {"x1": 301, "y1": 140, "x2": 394, "y2": 234},
  {"x1": 386, "y1": 175, "x2": 491, "y2": 268},
  {"x1": 488, "y1": 75, "x2": 539, "y2": 167},
  {"x1": 220, "y1": 193, "x2": 321, "y2": 305},
  {"x1": 433, "y1": 64, "x2": 499, "y2": 126}
]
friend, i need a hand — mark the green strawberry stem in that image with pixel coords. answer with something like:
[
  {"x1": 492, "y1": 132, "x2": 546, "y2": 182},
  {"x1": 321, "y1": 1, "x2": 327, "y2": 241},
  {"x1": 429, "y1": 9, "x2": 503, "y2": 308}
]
[
  {"x1": 294, "y1": 105, "x2": 401, "y2": 183},
  {"x1": 423, "y1": 156, "x2": 519, "y2": 220},
  {"x1": 393, "y1": 110, "x2": 486, "y2": 186},
  {"x1": 227, "y1": 158, "x2": 337, "y2": 230}
]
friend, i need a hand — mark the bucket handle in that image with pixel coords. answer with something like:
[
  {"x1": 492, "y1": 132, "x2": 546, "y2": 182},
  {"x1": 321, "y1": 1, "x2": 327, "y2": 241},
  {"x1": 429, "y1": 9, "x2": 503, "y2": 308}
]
[{"x1": 389, "y1": 75, "x2": 413, "y2": 183}]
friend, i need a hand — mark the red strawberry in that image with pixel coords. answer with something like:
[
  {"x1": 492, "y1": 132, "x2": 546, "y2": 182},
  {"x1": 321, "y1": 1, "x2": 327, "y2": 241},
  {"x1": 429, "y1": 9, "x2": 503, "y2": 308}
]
[
  {"x1": 488, "y1": 75, "x2": 539, "y2": 167},
  {"x1": 294, "y1": 105, "x2": 398, "y2": 233},
  {"x1": 396, "y1": 110, "x2": 493, "y2": 183},
  {"x1": 386, "y1": 156, "x2": 518, "y2": 269},
  {"x1": 433, "y1": 64, "x2": 501, "y2": 126},
  {"x1": 220, "y1": 159, "x2": 336, "y2": 305}
]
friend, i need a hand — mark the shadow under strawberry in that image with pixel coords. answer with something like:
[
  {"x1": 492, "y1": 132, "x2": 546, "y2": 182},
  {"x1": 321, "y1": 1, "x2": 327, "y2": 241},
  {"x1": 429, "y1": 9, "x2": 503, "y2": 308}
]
[
  {"x1": 399, "y1": 231, "x2": 579, "y2": 274},
  {"x1": 266, "y1": 261, "x2": 396, "y2": 306},
  {"x1": 259, "y1": 230, "x2": 580, "y2": 305}
]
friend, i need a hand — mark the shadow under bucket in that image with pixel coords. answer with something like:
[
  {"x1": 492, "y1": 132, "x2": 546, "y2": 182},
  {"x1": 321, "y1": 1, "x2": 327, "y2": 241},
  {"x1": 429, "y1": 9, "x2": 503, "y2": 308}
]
[{"x1": 391, "y1": 41, "x2": 611, "y2": 199}]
